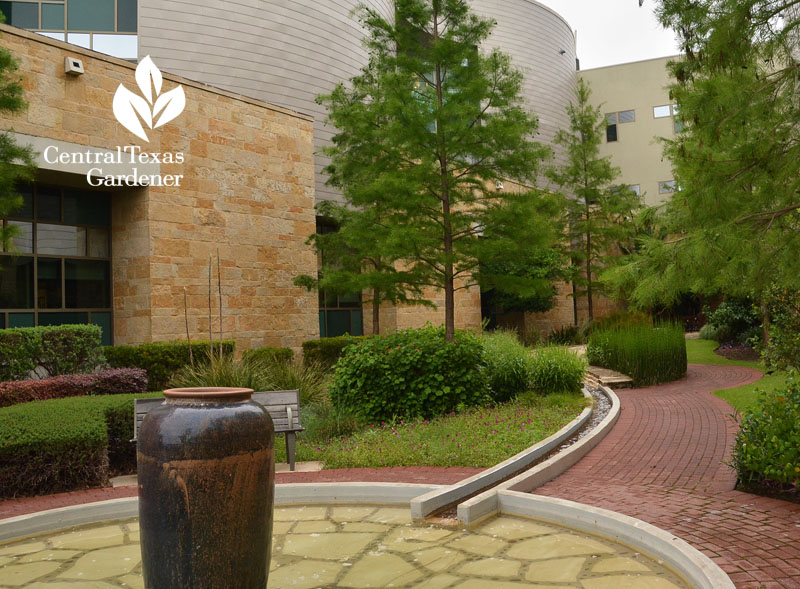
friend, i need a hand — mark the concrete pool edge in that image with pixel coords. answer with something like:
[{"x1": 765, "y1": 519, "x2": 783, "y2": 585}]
[{"x1": 410, "y1": 386, "x2": 598, "y2": 518}]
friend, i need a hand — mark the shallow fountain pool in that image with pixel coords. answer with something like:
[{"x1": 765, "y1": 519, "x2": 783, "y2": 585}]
[{"x1": 0, "y1": 504, "x2": 688, "y2": 588}]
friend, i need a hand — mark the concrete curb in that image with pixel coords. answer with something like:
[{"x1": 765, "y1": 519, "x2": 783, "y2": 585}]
[
  {"x1": 497, "y1": 490, "x2": 734, "y2": 589},
  {"x1": 457, "y1": 384, "x2": 620, "y2": 525},
  {"x1": 410, "y1": 387, "x2": 594, "y2": 519},
  {"x1": 0, "y1": 483, "x2": 441, "y2": 543}
]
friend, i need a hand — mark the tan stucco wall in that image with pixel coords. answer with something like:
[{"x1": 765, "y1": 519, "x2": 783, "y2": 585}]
[
  {"x1": 580, "y1": 56, "x2": 680, "y2": 206},
  {"x1": 0, "y1": 25, "x2": 319, "y2": 352}
]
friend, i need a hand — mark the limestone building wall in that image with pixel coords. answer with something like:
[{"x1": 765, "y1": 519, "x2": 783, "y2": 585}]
[{"x1": 0, "y1": 25, "x2": 319, "y2": 351}]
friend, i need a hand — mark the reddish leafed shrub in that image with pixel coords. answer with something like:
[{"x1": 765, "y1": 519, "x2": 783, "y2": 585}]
[{"x1": 0, "y1": 368, "x2": 148, "y2": 408}]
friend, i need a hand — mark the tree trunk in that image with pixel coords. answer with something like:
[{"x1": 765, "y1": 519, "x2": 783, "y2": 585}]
[
  {"x1": 372, "y1": 288, "x2": 380, "y2": 335},
  {"x1": 586, "y1": 228, "x2": 593, "y2": 321},
  {"x1": 760, "y1": 296, "x2": 770, "y2": 346}
]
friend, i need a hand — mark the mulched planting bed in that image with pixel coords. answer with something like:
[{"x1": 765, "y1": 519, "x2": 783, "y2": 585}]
[{"x1": 714, "y1": 343, "x2": 760, "y2": 361}]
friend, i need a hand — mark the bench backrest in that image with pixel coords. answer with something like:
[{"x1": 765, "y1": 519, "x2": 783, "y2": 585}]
[{"x1": 133, "y1": 389, "x2": 302, "y2": 441}]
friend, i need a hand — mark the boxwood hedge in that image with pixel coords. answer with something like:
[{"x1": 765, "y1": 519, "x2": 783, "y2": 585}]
[{"x1": 0, "y1": 392, "x2": 162, "y2": 498}]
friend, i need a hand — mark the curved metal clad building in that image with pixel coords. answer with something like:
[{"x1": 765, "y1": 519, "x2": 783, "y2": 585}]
[{"x1": 138, "y1": 0, "x2": 576, "y2": 202}]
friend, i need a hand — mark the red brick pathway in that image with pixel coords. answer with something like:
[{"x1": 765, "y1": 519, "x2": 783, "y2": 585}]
[
  {"x1": 536, "y1": 364, "x2": 800, "y2": 589},
  {"x1": 0, "y1": 467, "x2": 481, "y2": 520}
]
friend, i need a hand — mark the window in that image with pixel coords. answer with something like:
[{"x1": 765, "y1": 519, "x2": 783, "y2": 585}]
[
  {"x1": 654, "y1": 105, "x2": 672, "y2": 118},
  {"x1": 605, "y1": 110, "x2": 633, "y2": 143},
  {"x1": 0, "y1": 0, "x2": 137, "y2": 59},
  {"x1": 659, "y1": 180, "x2": 676, "y2": 194},
  {"x1": 319, "y1": 291, "x2": 363, "y2": 338},
  {"x1": 629, "y1": 185, "x2": 641, "y2": 196},
  {"x1": 674, "y1": 118, "x2": 685, "y2": 133},
  {"x1": 0, "y1": 183, "x2": 112, "y2": 343}
]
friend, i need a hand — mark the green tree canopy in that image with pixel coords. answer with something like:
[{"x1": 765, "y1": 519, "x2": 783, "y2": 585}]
[
  {"x1": 547, "y1": 78, "x2": 641, "y2": 320},
  {"x1": 317, "y1": 0, "x2": 563, "y2": 340}
]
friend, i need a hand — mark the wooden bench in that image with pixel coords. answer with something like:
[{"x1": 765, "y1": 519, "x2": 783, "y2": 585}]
[{"x1": 133, "y1": 390, "x2": 304, "y2": 471}]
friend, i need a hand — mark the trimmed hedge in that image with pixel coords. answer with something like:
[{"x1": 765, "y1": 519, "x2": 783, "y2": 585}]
[
  {"x1": 103, "y1": 340, "x2": 235, "y2": 391},
  {"x1": 302, "y1": 335, "x2": 369, "y2": 370},
  {"x1": 0, "y1": 368, "x2": 147, "y2": 408},
  {"x1": 587, "y1": 324, "x2": 687, "y2": 387},
  {"x1": 0, "y1": 324, "x2": 105, "y2": 380},
  {"x1": 242, "y1": 346, "x2": 294, "y2": 365},
  {"x1": 0, "y1": 392, "x2": 163, "y2": 498},
  {"x1": 330, "y1": 326, "x2": 490, "y2": 423},
  {"x1": 732, "y1": 381, "x2": 800, "y2": 494}
]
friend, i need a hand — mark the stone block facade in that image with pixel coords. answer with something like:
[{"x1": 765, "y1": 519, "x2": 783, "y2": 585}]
[{"x1": 0, "y1": 25, "x2": 319, "y2": 352}]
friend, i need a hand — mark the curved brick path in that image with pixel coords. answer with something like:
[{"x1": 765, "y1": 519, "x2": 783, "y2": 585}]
[{"x1": 535, "y1": 364, "x2": 800, "y2": 589}]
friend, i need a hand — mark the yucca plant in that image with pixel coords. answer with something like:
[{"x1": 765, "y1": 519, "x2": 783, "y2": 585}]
[
  {"x1": 587, "y1": 323, "x2": 687, "y2": 387},
  {"x1": 169, "y1": 352, "x2": 274, "y2": 391}
]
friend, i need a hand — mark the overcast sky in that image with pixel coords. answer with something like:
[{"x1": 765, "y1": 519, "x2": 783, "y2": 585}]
[{"x1": 534, "y1": 0, "x2": 682, "y2": 70}]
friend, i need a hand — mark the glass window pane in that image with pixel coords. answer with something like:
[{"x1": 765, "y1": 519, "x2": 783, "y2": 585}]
[
  {"x1": 66, "y1": 32, "x2": 90, "y2": 48},
  {"x1": 39, "y1": 311, "x2": 88, "y2": 326},
  {"x1": 606, "y1": 124, "x2": 617, "y2": 143},
  {"x1": 338, "y1": 291, "x2": 361, "y2": 308},
  {"x1": 8, "y1": 312, "x2": 34, "y2": 328},
  {"x1": 92, "y1": 34, "x2": 137, "y2": 59},
  {"x1": 7, "y1": 221, "x2": 33, "y2": 253},
  {"x1": 0, "y1": 2, "x2": 39, "y2": 29},
  {"x1": 659, "y1": 181, "x2": 676, "y2": 194},
  {"x1": 37, "y1": 258, "x2": 61, "y2": 308},
  {"x1": 605, "y1": 113, "x2": 617, "y2": 124},
  {"x1": 674, "y1": 118, "x2": 685, "y2": 133},
  {"x1": 0, "y1": 256, "x2": 33, "y2": 308},
  {"x1": 65, "y1": 259, "x2": 110, "y2": 308},
  {"x1": 653, "y1": 105, "x2": 671, "y2": 118},
  {"x1": 90, "y1": 311, "x2": 112, "y2": 346},
  {"x1": 67, "y1": 0, "x2": 113, "y2": 31},
  {"x1": 326, "y1": 310, "x2": 352, "y2": 338},
  {"x1": 42, "y1": 3, "x2": 65, "y2": 29},
  {"x1": 618, "y1": 110, "x2": 635, "y2": 123},
  {"x1": 37, "y1": 186, "x2": 61, "y2": 221},
  {"x1": 37, "y1": 224, "x2": 86, "y2": 256},
  {"x1": 64, "y1": 190, "x2": 109, "y2": 226},
  {"x1": 351, "y1": 310, "x2": 363, "y2": 337},
  {"x1": 87, "y1": 228, "x2": 109, "y2": 258},
  {"x1": 117, "y1": 0, "x2": 137, "y2": 32},
  {"x1": 11, "y1": 184, "x2": 33, "y2": 218},
  {"x1": 319, "y1": 311, "x2": 326, "y2": 338},
  {"x1": 37, "y1": 31, "x2": 65, "y2": 41}
]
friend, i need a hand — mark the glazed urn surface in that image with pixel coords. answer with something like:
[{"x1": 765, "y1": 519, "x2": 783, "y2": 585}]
[{"x1": 137, "y1": 387, "x2": 275, "y2": 589}]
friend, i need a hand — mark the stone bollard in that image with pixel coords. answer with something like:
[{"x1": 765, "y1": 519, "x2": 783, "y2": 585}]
[{"x1": 137, "y1": 387, "x2": 275, "y2": 589}]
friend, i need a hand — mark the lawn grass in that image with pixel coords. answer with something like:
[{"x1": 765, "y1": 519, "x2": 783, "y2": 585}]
[
  {"x1": 275, "y1": 392, "x2": 589, "y2": 468},
  {"x1": 686, "y1": 339, "x2": 787, "y2": 413}
]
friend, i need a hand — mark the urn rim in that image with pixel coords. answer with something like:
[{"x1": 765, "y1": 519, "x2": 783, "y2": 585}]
[{"x1": 163, "y1": 387, "x2": 255, "y2": 401}]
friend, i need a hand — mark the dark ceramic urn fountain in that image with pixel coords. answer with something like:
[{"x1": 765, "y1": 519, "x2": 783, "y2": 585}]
[{"x1": 137, "y1": 387, "x2": 275, "y2": 589}]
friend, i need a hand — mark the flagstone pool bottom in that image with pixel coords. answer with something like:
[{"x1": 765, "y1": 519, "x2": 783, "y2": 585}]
[{"x1": 0, "y1": 504, "x2": 689, "y2": 588}]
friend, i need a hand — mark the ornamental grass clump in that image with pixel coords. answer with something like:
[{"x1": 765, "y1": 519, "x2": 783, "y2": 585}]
[
  {"x1": 480, "y1": 330, "x2": 533, "y2": 403},
  {"x1": 587, "y1": 323, "x2": 687, "y2": 386},
  {"x1": 330, "y1": 326, "x2": 490, "y2": 423},
  {"x1": 529, "y1": 346, "x2": 586, "y2": 395},
  {"x1": 732, "y1": 380, "x2": 800, "y2": 497}
]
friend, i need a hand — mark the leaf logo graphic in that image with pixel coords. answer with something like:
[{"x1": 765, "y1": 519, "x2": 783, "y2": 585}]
[{"x1": 113, "y1": 56, "x2": 186, "y2": 142}]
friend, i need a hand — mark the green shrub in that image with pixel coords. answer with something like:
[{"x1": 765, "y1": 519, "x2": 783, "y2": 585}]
[
  {"x1": 762, "y1": 286, "x2": 800, "y2": 371},
  {"x1": 0, "y1": 324, "x2": 105, "y2": 380},
  {"x1": 587, "y1": 324, "x2": 687, "y2": 386},
  {"x1": 302, "y1": 335, "x2": 369, "y2": 370},
  {"x1": 705, "y1": 299, "x2": 760, "y2": 345},
  {"x1": 481, "y1": 330, "x2": 532, "y2": 403},
  {"x1": 698, "y1": 323, "x2": 720, "y2": 341},
  {"x1": 732, "y1": 381, "x2": 800, "y2": 493},
  {"x1": 260, "y1": 358, "x2": 331, "y2": 406},
  {"x1": 529, "y1": 346, "x2": 586, "y2": 395},
  {"x1": 0, "y1": 392, "x2": 162, "y2": 498},
  {"x1": 547, "y1": 325, "x2": 582, "y2": 345},
  {"x1": 169, "y1": 353, "x2": 274, "y2": 391},
  {"x1": 330, "y1": 326, "x2": 490, "y2": 423},
  {"x1": 104, "y1": 340, "x2": 235, "y2": 390},
  {"x1": 242, "y1": 346, "x2": 294, "y2": 365}
]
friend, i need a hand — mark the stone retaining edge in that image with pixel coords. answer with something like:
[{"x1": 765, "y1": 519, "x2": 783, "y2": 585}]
[
  {"x1": 409, "y1": 387, "x2": 595, "y2": 519},
  {"x1": 457, "y1": 384, "x2": 620, "y2": 525},
  {"x1": 0, "y1": 484, "x2": 441, "y2": 543},
  {"x1": 497, "y1": 490, "x2": 734, "y2": 589}
]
